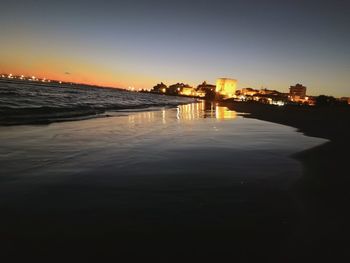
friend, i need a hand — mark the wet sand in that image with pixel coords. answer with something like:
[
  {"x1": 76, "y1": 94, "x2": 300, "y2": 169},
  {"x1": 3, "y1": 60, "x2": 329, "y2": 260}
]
[
  {"x1": 224, "y1": 101, "x2": 350, "y2": 261},
  {"x1": 0, "y1": 102, "x2": 335, "y2": 262}
]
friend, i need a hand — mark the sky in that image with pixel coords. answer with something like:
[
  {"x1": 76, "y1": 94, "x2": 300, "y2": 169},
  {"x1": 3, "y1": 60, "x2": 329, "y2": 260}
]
[{"x1": 1, "y1": 0, "x2": 349, "y2": 96}]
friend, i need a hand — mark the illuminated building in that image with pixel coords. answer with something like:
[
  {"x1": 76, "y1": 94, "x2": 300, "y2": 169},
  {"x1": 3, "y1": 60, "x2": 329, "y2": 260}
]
[
  {"x1": 241, "y1": 88, "x2": 259, "y2": 96},
  {"x1": 259, "y1": 88, "x2": 281, "y2": 95},
  {"x1": 151, "y1": 82, "x2": 195, "y2": 96},
  {"x1": 195, "y1": 90, "x2": 206, "y2": 97},
  {"x1": 288, "y1": 84, "x2": 316, "y2": 106},
  {"x1": 289, "y1": 84, "x2": 307, "y2": 100},
  {"x1": 168, "y1": 83, "x2": 191, "y2": 95},
  {"x1": 152, "y1": 82, "x2": 168, "y2": 93},
  {"x1": 216, "y1": 78, "x2": 237, "y2": 98},
  {"x1": 168, "y1": 83, "x2": 183, "y2": 94},
  {"x1": 179, "y1": 86, "x2": 195, "y2": 96},
  {"x1": 288, "y1": 83, "x2": 315, "y2": 105}
]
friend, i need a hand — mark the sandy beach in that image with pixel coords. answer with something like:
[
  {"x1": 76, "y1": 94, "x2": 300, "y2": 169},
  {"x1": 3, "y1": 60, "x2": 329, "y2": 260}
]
[{"x1": 0, "y1": 102, "x2": 329, "y2": 262}]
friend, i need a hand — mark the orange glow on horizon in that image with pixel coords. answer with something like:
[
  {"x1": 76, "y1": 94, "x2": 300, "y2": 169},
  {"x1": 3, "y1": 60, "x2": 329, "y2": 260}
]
[
  {"x1": 0, "y1": 65, "x2": 158, "y2": 90},
  {"x1": 0, "y1": 46, "x2": 157, "y2": 90}
]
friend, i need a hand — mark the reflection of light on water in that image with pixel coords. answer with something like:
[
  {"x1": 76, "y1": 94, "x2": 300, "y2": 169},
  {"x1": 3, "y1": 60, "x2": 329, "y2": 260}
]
[
  {"x1": 176, "y1": 101, "x2": 237, "y2": 120},
  {"x1": 162, "y1": 109, "x2": 166, "y2": 124},
  {"x1": 128, "y1": 111, "x2": 155, "y2": 125},
  {"x1": 176, "y1": 103, "x2": 199, "y2": 120},
  {"x1": 215, "y1": 105, "x2": 237, "y2": 119},
  {"x1": 126, "y1": 102, "x2": 236, "y2": 124}
]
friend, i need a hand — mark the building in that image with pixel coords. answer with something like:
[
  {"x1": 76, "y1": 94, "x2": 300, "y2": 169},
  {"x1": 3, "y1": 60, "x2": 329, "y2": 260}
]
[
  {"x1": 179, "y1": 86, "x2": 195, "y2": 96},
  {"x1": 195, "y1": 90, "x2": 206, "y2": 97},
  {"x1": 196, "y1": 81, "x2": 216, "y2": 97},
  {"x1": 289, "y1": 84, "x2": 307, "y2": 100},
  {"x1": 259, "y1": 88, "x2": 281, "y2": 96},
  {"x1": 168, "y1": 83, "x2": 185, "y2": 95},
  {"x1": 152, "y1": 82, "x2": 167, "y2": 93},
  {"x1": 197, "y1": 81, "x2": 216, "y2": 92},
  {"x1": 288, "y1": 83, "x2": 313, "y2": 104},
  {"x1": 167, "y1": 83, "x2": 194, "y2": 96},
  {"x1": 241, "y1": 88, "x2": 259, "y2": 96},
  {"x1": 216, "y1": 78, "x2": 237, "y2": 98},
  {"x1": 340, "y1": 97, "x2": 350, "y2": 105}
]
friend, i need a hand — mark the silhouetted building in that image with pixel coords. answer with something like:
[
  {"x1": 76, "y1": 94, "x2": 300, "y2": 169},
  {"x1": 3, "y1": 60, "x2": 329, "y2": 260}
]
[
  {"x1": 197, "y1": 81, "x2": 215, "y2": 91},
  {"x1": 152, "y1": 82, "x2": 167, "y2": 93},
  {"x1": 340, "y1": 97, "x2": 350, "y2": 105},
  {"x1": 196, "y1": 81, "x2": 216, "y2": 97},
  {"x1": 289, "y1": 84, "x2": 307, "y2": 99}
]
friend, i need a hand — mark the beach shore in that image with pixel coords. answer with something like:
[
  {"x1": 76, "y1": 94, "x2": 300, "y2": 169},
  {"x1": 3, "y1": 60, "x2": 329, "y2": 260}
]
[
  {"x1": 223, "y1": 101, "x2": 350, "y2": 260},
  {"x1": 0, "y1": 101, "x2": 347, "y2": 262}
]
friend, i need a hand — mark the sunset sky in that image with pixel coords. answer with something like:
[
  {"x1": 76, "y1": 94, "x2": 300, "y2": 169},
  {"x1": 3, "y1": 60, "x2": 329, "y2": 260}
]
[{"x1": 1, "y1": 0, "x2": 349, "y2": 96}]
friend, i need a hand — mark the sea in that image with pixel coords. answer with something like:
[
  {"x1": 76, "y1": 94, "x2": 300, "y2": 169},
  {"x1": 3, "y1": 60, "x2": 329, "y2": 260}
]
[{"x1": 0, "y1": 79, "x2": 194, "y2": 125}]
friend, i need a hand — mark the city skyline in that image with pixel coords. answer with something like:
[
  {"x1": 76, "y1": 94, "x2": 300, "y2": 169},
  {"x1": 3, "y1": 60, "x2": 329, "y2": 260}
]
[{"x1": 1, "y1": 0, "x2": 349, "y2": 97}]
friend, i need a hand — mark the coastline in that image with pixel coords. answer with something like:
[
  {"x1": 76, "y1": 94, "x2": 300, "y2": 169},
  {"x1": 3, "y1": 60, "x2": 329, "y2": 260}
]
[
  {"x1": 221, "y1": 101, "x2": 350, "y2": 187},
  {"x1": 0, "y1": 79, "x2": 196, "y2": 126},
  {"x1": 0, "y1": 103, "x2": 327, "y2": 262},
  {"x1": 223, "y1": 101, "x2": 350, "y2": 260}
]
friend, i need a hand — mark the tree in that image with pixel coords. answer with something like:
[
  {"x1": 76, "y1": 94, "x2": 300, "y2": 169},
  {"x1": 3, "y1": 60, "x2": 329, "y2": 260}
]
[{"x1": 315, "y1": 95, "x2": 337, "y2": 107}]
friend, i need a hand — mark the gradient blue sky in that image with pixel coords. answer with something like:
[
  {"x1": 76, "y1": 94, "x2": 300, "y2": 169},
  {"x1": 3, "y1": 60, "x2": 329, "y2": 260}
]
[{"x1": 1, "y1": 0, "x2": 349, "y2": 96}]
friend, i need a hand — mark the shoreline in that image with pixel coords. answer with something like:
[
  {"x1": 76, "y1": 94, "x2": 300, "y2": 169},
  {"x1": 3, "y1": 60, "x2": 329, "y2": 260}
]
[
  {"x1": 0, "y1": 103, "x2": 326, "y2": 262},
  {"x1": 223, "y1": 100, "x2": 350, "y2": 260},
  {"x1": 1, "y1": 100, "x2": 348, "y2": 261},
  {"x1": 221, "y1": 101, "x2": 350, "y2": 186}
]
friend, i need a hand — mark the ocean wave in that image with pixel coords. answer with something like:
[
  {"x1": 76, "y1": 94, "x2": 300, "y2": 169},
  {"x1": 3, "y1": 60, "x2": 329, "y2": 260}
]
[{"x1": 0, "y1": 80, "x2": 195, "y2": 125}]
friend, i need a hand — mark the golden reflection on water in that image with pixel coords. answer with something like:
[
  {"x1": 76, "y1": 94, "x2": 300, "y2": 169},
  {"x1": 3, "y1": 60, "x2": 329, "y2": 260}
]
[
  {"x1": 177, "y1": 101, "x2": 237, "y2": 120},
  {"x1": 128, "y1": 111, "x2": 155, "y2": 125},
  {"x1": 215, "y1": 105, "x2": 237, "y2": 119},
  {"x1": 127, "y1": 101, "x2": 236, "y2": 125}
]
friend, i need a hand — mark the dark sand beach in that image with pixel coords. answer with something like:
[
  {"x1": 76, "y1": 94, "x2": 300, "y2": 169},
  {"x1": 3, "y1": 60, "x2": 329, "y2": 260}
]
[{"x1": 223, "y1": 101, "x2": 350, "y2": 260}]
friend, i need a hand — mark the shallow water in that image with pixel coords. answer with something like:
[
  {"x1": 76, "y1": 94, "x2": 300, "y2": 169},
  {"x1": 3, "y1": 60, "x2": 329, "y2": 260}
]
[
  {"x1": 0, "y1": 101, "x2": 327, "y2": 260},
  {"x1": 0, "y1": 101, "x2": 325, "y2": 180}
]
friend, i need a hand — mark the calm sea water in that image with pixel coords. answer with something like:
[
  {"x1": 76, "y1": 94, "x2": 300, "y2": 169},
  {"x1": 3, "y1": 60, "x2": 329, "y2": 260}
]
[{"x1": 0, "y1": 79, "x2": 194, "y2": 125}]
